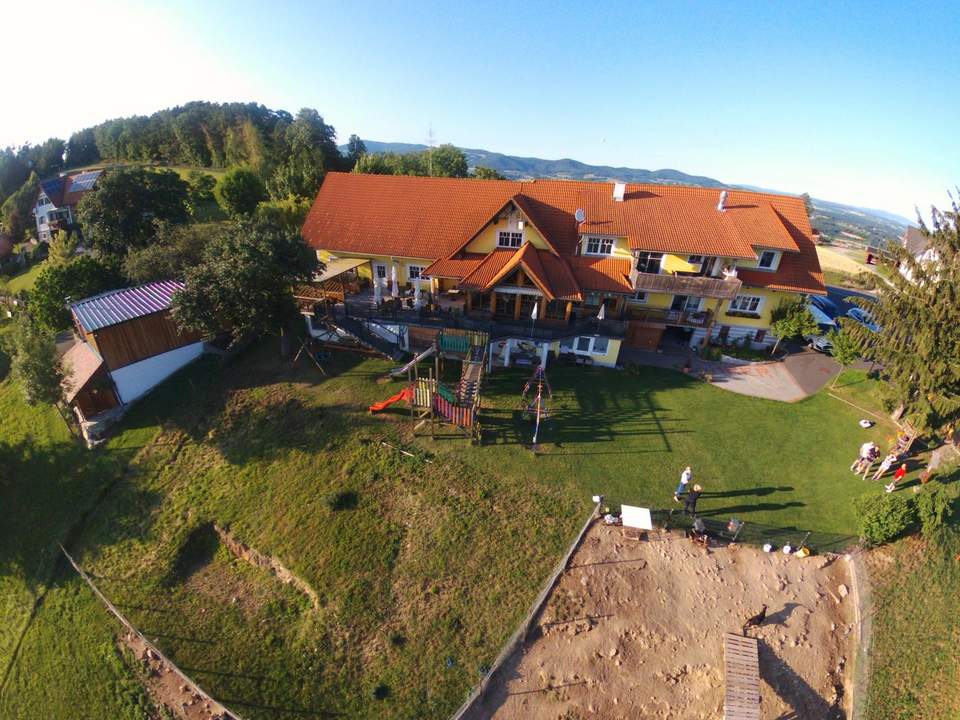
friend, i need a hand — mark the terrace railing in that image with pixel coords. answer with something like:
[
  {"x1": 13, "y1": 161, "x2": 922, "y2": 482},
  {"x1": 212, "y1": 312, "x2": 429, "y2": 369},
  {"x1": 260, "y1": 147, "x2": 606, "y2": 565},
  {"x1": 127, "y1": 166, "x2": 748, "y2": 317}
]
[{"x1": 633, "y1": 272, "x2": 742, "y2": 299}]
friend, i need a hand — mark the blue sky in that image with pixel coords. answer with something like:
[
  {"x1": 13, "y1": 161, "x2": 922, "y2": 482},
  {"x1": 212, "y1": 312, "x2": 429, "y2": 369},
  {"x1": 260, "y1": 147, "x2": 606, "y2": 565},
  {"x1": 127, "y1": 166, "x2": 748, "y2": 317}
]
[{"x1": 4, "y1": 0, "x2": 958, "y2": 218}]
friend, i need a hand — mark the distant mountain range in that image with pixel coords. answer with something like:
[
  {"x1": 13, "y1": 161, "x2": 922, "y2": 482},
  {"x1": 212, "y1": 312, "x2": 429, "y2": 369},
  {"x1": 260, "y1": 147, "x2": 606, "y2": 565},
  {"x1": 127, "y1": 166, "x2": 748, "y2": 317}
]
[{"x1": 347, "y1": 140, "x2": 914, "y2": 248}]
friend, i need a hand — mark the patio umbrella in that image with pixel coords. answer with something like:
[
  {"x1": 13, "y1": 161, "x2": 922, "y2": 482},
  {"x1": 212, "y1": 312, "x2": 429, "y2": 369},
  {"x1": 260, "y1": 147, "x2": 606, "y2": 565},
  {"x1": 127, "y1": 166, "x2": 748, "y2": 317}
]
[
  {"x1": 391, "y1": 265, "x2": 399, "y2": 299},
  {"x1": 414, "y1": 277, "x2": 422, "y2": 308},
  {"x1": 373, "y1": 275, "x2": 382, "y2": 305}
]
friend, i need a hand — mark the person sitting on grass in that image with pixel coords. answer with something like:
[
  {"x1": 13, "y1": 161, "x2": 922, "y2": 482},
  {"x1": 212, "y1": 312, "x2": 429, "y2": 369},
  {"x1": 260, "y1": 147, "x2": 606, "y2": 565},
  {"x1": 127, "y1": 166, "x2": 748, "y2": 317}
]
[{"x1": 872, "y1": 452, "x2": 899, "y2": 481}]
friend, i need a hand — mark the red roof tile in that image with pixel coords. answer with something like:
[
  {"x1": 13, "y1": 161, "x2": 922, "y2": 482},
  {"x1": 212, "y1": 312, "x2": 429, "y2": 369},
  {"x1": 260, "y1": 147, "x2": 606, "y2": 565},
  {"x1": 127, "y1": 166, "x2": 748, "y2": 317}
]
[
  {"x1": 303, "y1": 173, "x2": 824, "y2": 297},
  {"x1": 569, "y1": 256, "x2": 634, "y2": 294},
  {"x1": 422, "y1": 253, "x2": 487, "y2": 279}
]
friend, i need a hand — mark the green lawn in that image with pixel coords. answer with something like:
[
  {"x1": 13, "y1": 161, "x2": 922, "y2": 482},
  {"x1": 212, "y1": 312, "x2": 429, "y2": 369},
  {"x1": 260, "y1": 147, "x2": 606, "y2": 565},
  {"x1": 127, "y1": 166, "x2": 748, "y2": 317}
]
[
  {"x1": 3, "y1": 262, "x2": 45, "y2": 294},
  {"x1": 0, "y1": 340, "x2": 903, "y2": 718},
  {"x1": 865, "y1": 467, "x2": 960, "y2": 720}
]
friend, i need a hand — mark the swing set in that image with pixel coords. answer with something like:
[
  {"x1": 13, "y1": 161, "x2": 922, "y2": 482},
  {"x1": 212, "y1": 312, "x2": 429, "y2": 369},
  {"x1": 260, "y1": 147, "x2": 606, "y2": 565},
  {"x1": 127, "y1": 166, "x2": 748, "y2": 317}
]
[{"x1": 519, "y1": 365, "x2": 552, "y2": 452}]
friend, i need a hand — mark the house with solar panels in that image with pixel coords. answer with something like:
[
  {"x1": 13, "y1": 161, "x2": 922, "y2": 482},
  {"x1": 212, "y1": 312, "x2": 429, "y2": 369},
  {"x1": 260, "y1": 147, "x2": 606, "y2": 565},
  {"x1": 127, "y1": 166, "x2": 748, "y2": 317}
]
[
  {"x1": 62, "y1": 280, "x2": 205, "y2": 439},
  {"x1": 34, "y1": 169, "x2": 103, "y2": 241}
]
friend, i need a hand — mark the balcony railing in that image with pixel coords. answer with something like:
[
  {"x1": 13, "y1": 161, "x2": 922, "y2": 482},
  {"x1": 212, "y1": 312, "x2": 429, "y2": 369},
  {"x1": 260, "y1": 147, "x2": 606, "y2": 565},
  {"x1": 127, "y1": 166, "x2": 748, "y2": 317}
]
[
  {"x1": 627, "y1": 306, "x2": 713, "y2": 328},
  {"x1": 336, "y1": 300, "x2": 627, "y2": 342},
  {"x1": 633, "y1": 272, "x2": 742, "y2": 299}
]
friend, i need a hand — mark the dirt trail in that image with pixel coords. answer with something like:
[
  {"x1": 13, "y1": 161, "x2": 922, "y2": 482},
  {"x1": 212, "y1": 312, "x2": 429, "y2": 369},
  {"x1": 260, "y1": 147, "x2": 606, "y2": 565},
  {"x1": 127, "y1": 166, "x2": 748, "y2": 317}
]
[{"x1": 466, "y1": 524, "x2": 854, "y2": 719}]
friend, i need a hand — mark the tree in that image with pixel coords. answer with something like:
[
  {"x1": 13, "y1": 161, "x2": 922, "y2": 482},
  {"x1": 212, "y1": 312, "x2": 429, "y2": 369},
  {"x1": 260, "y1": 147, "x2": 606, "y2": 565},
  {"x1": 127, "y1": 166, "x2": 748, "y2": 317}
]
[
  {"x1": 801, "y1": 192, "x2": 814, "y2": 219},
  {"x1": 345, "y1": 135, "x2": 366, "y2": 169},
  {"x1": 30, "y1": 256, "x2": 123, "y2": 330},
  {"x1": 4, "y1": 314, "x2": 66, "y2": 406},
  {"x1": 171, "y1": 222, "x2": 319, "y2": 351},
  {"x1": 185, "y1": 170, "x2": 217, "y2": 215},
  {"x1": 255, "y1": 195, "x2": 311, "y2": 233},
  {"x1": 47, "y1": 230, "x2": 78, "y2": 267},
  {"x1": 352, "y1": 145, "x2": 470, "y2": 178},
  {"x1": 65, "y1": 128, "x2": 100, "y2": 168},
  {"x1": 1, "y1": 172, "x2": 39, "y2": 241},
  {"x1": 827, "y1": 327, "x2": 860, "y2": 389},
  {"x1": 429, "y1": 144, "x2": 469, "y2": 177},
  {"x1": 267, "y1": 108, "x2": 342, "y2": 199},
  {"x1": 769, "y1": 296, "x2": 819, "y2": 355},
  {"x1": 472, "y1": 166, "x2": 505, "y2": 180},
  {"x1": 845, "y1": 196, "x2": 960, "y2": 439},
  {"x1": 215, "y1": 167, "x2": 267, "y2": 218},
  {"x1": 76, "y1": 167, "x2": 189, "y2": 258},
  {"x1": 122, "y1": 222, "x2": 213, "y2": 283}
]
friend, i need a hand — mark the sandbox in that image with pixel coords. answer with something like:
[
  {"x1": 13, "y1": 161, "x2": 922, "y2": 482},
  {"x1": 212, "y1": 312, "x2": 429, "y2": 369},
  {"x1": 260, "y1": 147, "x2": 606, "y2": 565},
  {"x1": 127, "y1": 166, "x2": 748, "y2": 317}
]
[{"x1": 465, "y1": 523, "x2": 855, "y2": 719}]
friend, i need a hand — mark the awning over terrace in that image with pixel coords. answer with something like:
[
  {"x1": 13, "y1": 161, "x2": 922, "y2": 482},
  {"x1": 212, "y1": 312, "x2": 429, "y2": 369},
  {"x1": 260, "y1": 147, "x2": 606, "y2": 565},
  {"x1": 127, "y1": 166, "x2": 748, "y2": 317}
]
[{"x1": 315, "y1": 257, "x2": 368, "y2": 282}]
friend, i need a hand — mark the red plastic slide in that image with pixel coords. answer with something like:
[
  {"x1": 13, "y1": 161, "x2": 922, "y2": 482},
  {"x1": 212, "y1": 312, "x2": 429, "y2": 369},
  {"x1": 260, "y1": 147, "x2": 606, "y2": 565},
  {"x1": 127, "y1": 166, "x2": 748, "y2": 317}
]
[{"x1": 369, "y1": 387, "x2": 412, "y2": 413}]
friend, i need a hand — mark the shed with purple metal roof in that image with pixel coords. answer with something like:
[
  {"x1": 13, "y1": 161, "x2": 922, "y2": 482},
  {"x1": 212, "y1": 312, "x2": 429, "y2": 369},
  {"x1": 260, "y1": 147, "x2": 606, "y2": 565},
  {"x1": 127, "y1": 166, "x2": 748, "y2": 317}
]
[{"x1": 66, "y1": 281, "x2": 206, "y2": 417}]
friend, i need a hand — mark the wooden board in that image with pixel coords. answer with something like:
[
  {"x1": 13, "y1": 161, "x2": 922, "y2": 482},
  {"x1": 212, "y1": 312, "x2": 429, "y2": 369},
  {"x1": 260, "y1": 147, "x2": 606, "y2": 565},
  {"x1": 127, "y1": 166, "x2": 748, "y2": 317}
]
[{"x1": 724, "y1": 633, "x2": 760, "y2": 720}]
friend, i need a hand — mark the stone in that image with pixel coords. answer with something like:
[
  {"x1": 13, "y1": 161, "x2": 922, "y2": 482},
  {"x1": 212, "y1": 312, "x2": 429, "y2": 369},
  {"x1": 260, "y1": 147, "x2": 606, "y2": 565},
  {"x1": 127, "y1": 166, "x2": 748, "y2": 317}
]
[{"x1": 838, "y1": 584, "x2": 849, "y2": 599}]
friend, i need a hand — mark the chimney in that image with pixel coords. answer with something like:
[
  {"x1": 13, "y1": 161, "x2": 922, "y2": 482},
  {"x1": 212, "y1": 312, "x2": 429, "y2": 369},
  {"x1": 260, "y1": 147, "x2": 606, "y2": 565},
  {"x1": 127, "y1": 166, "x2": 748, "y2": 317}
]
[
  {"x1": 717, "y1": 190, "x2": 728, "y2": 212},
  {"x1": 613, "y1": 182, "x2": 626, "y2": 202}
]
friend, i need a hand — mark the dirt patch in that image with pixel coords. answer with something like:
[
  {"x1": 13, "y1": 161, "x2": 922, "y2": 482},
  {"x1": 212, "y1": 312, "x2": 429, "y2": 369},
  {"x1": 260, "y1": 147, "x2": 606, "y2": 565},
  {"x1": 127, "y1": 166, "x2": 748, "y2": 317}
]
[
  {"x1": 213, "y1": 524, "x2": 320, "y2": 610},
  {"x1": 120, "y1": 632, "x2": 235, "y2": 720},
  {"x1": 466, "y1": 524, "x2": 855, "y2": 719}
]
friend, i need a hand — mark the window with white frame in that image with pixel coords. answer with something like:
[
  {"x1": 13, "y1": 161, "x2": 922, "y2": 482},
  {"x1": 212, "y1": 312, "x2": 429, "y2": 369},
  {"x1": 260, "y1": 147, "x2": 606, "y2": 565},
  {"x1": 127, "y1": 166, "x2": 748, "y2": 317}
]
[
  {"x1": 497, "y1": 231, "x2": 523, "y2": 248},
  {"x1": 562, "y1": 336, "x2": 611, "y2": 356},
  {"x1": 632, "y1": 290, "x2": 648, "y2": 303},
  {"x1": 636, "y1": 252, "x2": 663, "y2": 274},
  {"x1": 585, "y1": 236, "x2": 614, "y2": 255},
  {"x1": 757, "y1": 250, "x2": 778, "y2": 270},
  {"x1": 729, "y1": 295, "x2": 763, "y2": 314},
  {"x1": 408, "y1": 265, "x2": 424, "y2": 280}
]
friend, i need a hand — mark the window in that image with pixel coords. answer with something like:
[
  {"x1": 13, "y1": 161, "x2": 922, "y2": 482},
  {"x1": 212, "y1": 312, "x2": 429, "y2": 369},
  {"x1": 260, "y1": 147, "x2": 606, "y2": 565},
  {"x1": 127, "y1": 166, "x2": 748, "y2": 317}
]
[
  {"x1": 758, "y1": 250, "x2": 778, "y2": 270},
  {"x1": 631, "y1": 290, "x2": 648, "y2": 303},
  {"x1": 729, "y1": 295, "x2": 763, "y2": 314},
  {"x1": 560, "y1": 337, "x2": 574, "y2": 350},
  {"x1": 497, "y1": 231, "x2": 523, "y2": 248},
  {"x1": 592, "y1": 337, "x2": 609, "y2": 354},
  {"x1": 545, "y1": 299, "x2": 566, "y2": 320},
  {"x1": 688, "y1": 255, "x2": 704, "y2": 269},
  {"x1": 375, "y1": 264, "x2": 387, "y2": 279},
  {"x1": 562, "y1": 335, "x2": 612, "y2": 356},
  {"x1": 585, "y1": 236, "x2": 614, "y2": 255},
  {"x1": 636, "y1": 252, "x2": 663, "y2": 274},
  {"x1": 754, "y1": 329, "x2": 767, "y2": 343},
  {"x1": 408, "y1": 265, "x2": 424, "y2": 280},
  {"x1": 576, "y1": 336, "x2": 592, "y2": 353}
]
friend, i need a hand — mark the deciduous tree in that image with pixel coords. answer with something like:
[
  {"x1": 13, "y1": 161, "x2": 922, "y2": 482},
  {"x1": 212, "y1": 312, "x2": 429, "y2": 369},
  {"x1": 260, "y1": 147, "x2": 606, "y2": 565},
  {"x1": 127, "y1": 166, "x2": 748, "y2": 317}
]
[
  {"x1": 171, "y1": 222, "x2": 319, "y2": 350},
  {"x1": 76, "y1": 167, "x2": 189, "y2": 258},
  {"x1": 122, "y1": 222, "x2": 213, "y2": 284},
  {"x1": 215, "y1": 167, "x2": 267, "y2": 219},
  {"x1": 4, "y1": 314, "x2": 66, "y2": 406},
  {"x1": 1, "y1": 172, "x2": 39, "y2": 241},
  {"x1": 827, "y1": 328, "x2": 860, "y2": 389},
  {"x1": 30, "y1": 256, "x2": 123, "y2": 330},
  {"x1": 770, "y1": 296, "x2": 819, "y2": 355},
  {"x1": 47, "y1": 230, "x2": 78, "y2": 267}
]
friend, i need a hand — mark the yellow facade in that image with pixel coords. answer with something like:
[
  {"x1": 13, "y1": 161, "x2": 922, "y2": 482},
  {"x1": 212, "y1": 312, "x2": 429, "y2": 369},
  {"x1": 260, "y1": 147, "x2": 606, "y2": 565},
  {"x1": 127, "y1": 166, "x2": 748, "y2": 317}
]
[
  {"x1": 578, "y1": 234, "x2": 633, "y2": 261},
  {"x1": 318, "y1": 250, "x2": 438, "y2": 289},
  {"x1": 466, "y1": 213, "x2": 551, "y2": 253},
  {"x1": 718, "y1": 287, "x2": 782, "y2": 327},
  {"x1": 547, "y1": 338, "x2": 622, "y2": 367}
]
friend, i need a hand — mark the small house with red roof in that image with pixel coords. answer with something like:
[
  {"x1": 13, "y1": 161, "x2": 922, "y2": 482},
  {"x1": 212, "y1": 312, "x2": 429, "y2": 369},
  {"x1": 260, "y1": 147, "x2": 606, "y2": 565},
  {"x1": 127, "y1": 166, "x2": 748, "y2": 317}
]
[
  {"x1": 299, "y1": 173, "x2": 825, "y2": 366},
  {"x1": 34, "y1": 169, "x2": 103, "y2": 241},
  {"x1": 61, "y1": 281, "x2": 204, "y2": 439}
]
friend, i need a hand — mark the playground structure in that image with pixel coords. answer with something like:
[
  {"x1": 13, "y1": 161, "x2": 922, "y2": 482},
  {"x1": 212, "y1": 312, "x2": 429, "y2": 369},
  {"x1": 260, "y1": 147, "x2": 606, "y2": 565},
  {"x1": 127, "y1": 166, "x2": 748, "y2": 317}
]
[
  {"x1": 369, "y1": 328, "x2": 488, "y2": 443},
  {"x1": 519, "y1": 365, "x2": 552, "y2": 451}
]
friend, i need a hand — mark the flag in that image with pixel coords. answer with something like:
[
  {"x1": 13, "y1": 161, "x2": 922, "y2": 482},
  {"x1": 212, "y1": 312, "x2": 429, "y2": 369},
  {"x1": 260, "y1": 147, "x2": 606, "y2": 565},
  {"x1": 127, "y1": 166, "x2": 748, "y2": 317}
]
[
  {"x1": 531, "y1": 301, "x2": 539, "y2": 321},
  {"x1": 597, "y1": 304, "x2": 606, "y2": 321}
]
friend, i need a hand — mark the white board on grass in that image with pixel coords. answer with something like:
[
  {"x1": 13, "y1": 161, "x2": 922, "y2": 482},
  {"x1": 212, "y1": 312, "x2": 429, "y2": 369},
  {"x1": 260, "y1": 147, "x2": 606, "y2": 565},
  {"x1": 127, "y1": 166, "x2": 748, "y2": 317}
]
[{"x1": 621, "y1": 505, "x2": 653, "y2": 530}]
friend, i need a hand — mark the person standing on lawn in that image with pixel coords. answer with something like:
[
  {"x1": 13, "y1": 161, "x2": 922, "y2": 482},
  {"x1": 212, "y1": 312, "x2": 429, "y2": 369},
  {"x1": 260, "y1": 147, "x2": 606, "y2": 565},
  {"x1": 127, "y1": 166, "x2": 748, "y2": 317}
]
[
  {"x1": 872, "y1": 452, "x2": 899, "y2": 481},
  {"x1": 860, "y1": 445, "x2": 880, "y2": 481},
  {"x1": 674, "y1": 466, "x2": 692, "y2": 502},
  {"x1": 684, "y1": 484, "x2": 703, "y2": 516},
  {"x1": 851, "y1": 441, "x2": 877, "y2": 474},
  {"x1": 885, "y1": 464, "x2": 908, "y2": 492}
]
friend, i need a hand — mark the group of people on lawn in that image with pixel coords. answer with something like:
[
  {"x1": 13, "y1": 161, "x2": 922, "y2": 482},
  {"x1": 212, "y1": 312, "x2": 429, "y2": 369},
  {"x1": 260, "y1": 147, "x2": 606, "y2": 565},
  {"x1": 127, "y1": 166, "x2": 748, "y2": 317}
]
[{"x1": 851, "y1": 441, "x2": 908, "y2": 492}]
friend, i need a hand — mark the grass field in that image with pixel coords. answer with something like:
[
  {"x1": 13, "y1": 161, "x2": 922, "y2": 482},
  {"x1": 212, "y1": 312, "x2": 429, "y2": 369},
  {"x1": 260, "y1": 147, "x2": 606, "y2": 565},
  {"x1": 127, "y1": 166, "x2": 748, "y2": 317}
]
[
  {"x1": 0, "y1": 340, "x2": 909, "y2": 718},
  {"x1": 2, "y1": 262, "x2": 45, "y2": 294},
  {"x1": 865, "y1": 465, "x2": 960, "y2": 720}
]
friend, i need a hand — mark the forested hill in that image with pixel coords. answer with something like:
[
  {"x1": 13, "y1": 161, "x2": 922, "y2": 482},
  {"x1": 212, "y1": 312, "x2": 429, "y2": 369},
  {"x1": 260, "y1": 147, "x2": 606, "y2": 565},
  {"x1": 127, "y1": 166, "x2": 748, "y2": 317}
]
[{"x1": 350, "y1": 140, "x2": 914, "y2": 247}]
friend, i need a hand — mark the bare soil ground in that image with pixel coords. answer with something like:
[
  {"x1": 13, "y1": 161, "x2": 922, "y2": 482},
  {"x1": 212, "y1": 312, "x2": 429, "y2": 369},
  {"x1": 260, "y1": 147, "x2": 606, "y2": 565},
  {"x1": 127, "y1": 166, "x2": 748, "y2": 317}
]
[
  {"x1": 121, "y1": 632, "x2": 234, "y2": 720},
  {"x1": 467, "y1": 523, "x2": 855, "y2": 720}
]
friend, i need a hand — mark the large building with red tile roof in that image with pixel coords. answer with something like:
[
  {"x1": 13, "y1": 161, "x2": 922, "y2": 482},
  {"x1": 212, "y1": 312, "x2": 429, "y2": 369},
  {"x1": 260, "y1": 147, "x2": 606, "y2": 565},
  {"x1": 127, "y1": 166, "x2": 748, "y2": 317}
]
[{"x1": 301, "y1": 172, "x2": 825, "y2": 364}]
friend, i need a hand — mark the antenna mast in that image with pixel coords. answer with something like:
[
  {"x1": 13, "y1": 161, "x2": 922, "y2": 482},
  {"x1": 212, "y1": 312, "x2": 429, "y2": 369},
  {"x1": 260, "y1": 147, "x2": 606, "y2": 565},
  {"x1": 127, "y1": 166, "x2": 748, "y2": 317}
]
[{"x1": 426, "y1": 123, "x2": 436, "y2": 177}]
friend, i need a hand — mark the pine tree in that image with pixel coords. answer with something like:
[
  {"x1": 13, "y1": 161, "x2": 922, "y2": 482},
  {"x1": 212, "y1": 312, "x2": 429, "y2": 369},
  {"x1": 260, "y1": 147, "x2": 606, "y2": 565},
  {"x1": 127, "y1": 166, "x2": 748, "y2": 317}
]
[{"x1": 845, "y1": 196, "x2": 960, "y2": 438}]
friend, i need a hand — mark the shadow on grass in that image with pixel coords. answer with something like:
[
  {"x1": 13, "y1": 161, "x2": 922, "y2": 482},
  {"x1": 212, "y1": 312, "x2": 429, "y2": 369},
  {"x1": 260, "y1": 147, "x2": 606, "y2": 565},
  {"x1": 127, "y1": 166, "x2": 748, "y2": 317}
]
[
  {"x1": 701, "y1": 486, "x2": 794, "y2": 499},
  {"x1": 697, "y1": 501, "x2": 807, "y2": 518}
]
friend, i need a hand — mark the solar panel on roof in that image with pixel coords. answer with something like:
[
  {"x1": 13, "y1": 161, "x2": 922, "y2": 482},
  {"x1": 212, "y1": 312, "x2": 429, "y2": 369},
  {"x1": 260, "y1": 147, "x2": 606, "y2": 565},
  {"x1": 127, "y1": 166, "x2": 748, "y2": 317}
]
[{"x1": 69, "y1": 171, "x2": 101, "y2": 192}]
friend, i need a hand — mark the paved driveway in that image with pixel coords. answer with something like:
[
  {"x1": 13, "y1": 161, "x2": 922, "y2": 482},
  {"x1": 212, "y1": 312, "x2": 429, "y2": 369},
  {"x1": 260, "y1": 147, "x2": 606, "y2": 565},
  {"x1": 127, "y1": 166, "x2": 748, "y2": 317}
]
[{"x1": 620, "y1": 347, "x2": 843, "y2": 402}]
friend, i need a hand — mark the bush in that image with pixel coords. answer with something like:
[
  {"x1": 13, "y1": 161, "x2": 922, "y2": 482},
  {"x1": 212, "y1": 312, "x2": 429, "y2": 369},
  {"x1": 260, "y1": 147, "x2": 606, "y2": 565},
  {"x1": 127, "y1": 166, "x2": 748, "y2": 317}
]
[
  {"x1": 700, "y1": 345, "x2": 722, "y2": 361},
  {"x1": 855, "y1": 493, "x2": 917, "y2": 546},
  {"x1": 916, "y1": 485, "x2": 954, "y2": 538}
]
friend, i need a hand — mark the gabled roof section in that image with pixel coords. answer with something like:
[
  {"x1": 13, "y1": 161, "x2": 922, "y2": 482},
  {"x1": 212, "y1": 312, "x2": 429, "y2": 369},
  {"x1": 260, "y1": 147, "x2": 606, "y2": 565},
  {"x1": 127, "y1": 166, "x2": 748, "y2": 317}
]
[
  {"x1": 569, "y1": 256, "x2": 634, "y2": 294},
  {"x1": 61, "y1": 341, "x2": 105, "y2": 403},
  {"x1": 457, "y1": 245, "x2": 582, "y2": 302},
  {"x1": 422, "y1": 253, "x2": 487, "y2": 279},
  {"x1": 71, "y1": 280, "x2": 184, "y2": 332}
]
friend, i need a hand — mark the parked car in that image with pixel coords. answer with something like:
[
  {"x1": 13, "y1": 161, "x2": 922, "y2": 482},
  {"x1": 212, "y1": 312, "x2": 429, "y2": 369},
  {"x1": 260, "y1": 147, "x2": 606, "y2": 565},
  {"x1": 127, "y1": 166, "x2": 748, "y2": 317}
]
[
  {"x1": 846, "y1": 307, "x2": 880, "y2": 332},
  {"x1": 809, "y1": 334, "x2": 833, "y2": 354},
  {"x1": 808, "y1": 304, "x2": 840, "y2": 330},
  {"x1": 809, "y1": 294, "x2": 838, "y2": 317}
]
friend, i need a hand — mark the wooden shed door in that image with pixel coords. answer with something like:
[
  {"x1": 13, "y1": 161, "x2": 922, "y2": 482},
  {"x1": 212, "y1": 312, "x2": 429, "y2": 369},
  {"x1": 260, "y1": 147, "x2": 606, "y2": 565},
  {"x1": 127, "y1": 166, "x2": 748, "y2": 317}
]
[{"x1": 626, "y1": 321, "x2": 664, "y2": 350}]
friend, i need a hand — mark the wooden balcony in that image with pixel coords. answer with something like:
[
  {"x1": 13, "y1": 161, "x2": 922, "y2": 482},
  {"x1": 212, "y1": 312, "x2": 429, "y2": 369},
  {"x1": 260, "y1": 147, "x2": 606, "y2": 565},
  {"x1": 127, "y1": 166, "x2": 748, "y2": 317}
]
[
  {"x1": 633, "y1": 272, "x2": 742, "y2": 299},
  {"x1": 626, "y1": 306, "x2": 713, "y2": 328}
]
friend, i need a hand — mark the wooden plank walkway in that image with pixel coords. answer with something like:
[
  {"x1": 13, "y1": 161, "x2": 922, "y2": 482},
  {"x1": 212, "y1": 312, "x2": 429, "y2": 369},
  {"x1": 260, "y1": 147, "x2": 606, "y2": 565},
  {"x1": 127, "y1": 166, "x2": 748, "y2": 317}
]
[{"x1": 724, "y1": 633, "x2": 761, "y2": 720}]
